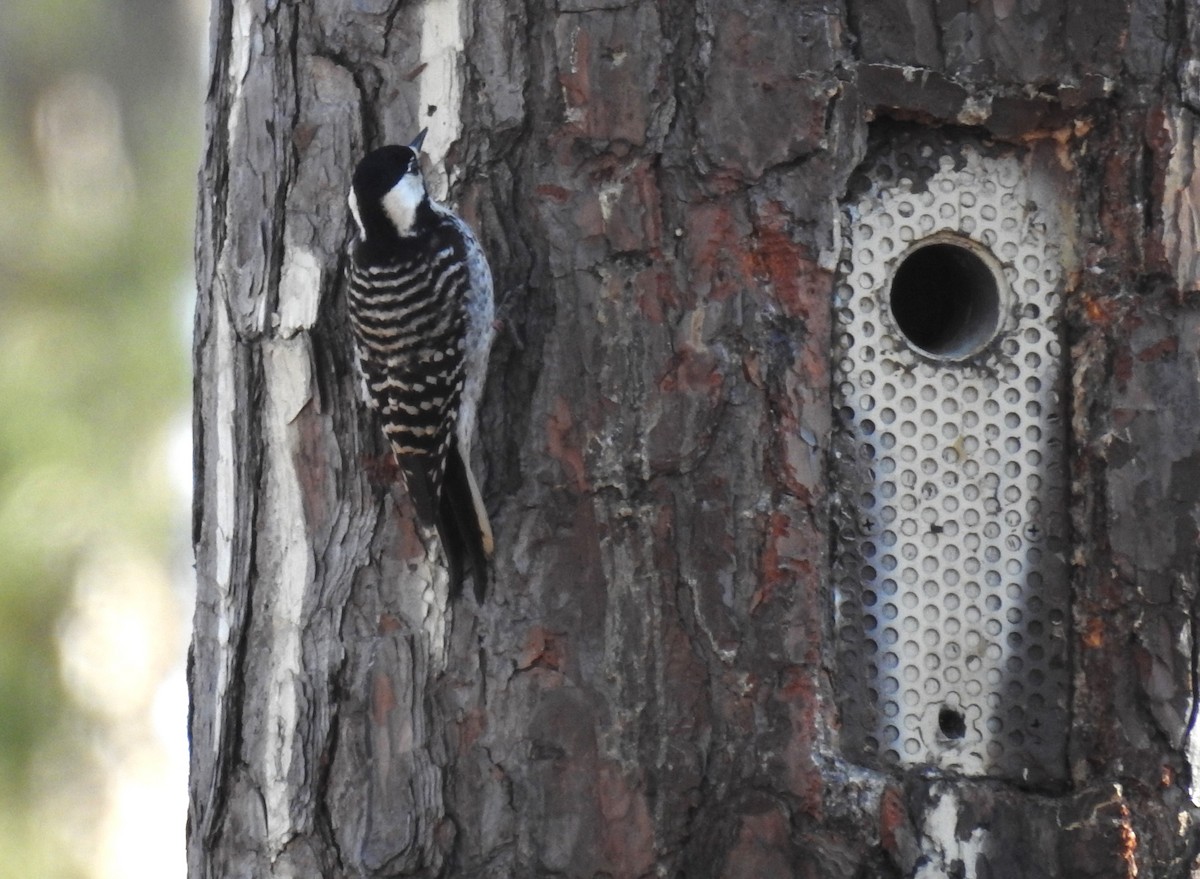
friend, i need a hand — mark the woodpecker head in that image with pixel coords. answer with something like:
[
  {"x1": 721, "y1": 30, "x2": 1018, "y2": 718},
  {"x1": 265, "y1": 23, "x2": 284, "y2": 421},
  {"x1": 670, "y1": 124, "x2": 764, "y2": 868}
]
[{"x1": 349, "y1": 129, "x2": 429, "y2": 241}]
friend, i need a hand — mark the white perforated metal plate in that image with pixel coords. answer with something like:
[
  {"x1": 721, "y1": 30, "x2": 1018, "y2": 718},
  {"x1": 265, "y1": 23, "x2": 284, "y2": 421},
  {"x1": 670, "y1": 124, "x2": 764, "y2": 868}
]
[{"x1": 832, "y1": 130, "x2": 1071, "y2": 785}]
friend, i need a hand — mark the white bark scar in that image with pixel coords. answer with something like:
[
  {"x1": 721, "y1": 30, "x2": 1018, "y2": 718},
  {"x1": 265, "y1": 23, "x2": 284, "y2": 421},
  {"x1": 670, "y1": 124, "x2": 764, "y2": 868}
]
[
  {"x1": 416, "y1": 0, "x2": 465, "y2": 199},
  {"x1": 211, "y1": 304, "x2": 237, "y2": 753},
  {"x1": 261, "y1": 336, "x2": 315, "y2": 850},
  {"x1": 913, "y1": 787, "x2": 988, "y2": 879},
  {"x1": 227, "y1": 0, "x2": 253, "y2": 143},
  {"x1": 278, "y1": 243, "x2": 322, "y2": 337}
]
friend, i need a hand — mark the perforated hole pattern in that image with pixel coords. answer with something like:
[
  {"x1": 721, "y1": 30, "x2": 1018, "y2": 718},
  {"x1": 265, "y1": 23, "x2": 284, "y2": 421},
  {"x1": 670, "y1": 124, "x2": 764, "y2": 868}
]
[{"x1": 832, "y1": 132, "x2": 1070, "y2": 785}]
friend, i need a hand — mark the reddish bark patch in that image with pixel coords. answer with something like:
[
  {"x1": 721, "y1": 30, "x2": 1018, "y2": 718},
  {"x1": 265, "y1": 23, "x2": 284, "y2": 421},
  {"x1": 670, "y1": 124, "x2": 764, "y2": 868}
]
[
  {"x1": 1132, "y1": 643, "x2": 1153, "y2": 682},
  {"x1": 594, "y1": 158, "x2": 663, "y2": 255},
  {"x1": 570, "y1": 188, "x2": 606, "y2": 241},
  {"x1": 742, "y1": 351, "x2": 763, "y2": 388},
  {"x1": 546, "y1": 395, "x2": 589, "y2": 493},
  {"x1": 534, "y1": 183, "x2": 572, "y2": 203},
  {"x1": 1142, "y1": 104, "x2": 1172, "y2": 275},
  {"x1": 765, "y1": 509, "x2": 827, "y2": 671},
  {"x1": 458, "y1": 708, "x2": 486, "y2": 751},
  {"x1": 1113, "y1": 353, "x2": 1134, "y2": 390},
  {"x1": 557, "y1": 25, "x2": 592, "y2": 122},
  {"x1": 646, "y1": 335, "x2": 729, "y2": 474},
  {"x1": 294, "y1": 400, "x2": 329, "y2": 502},
  {"x1": 1062, "y1": 789, "x2": 1143, "y2": 878},
  {"x1": 697, "y1": 9, "x2": 830, "y2": 179},
  {"x1": 1097, "y1": 114, "x2": 1145, "y2": 286},
  {"x1": 878, "y1": 786, "x2": 909, "y2": 858},
  {"x1": 292, "y1": 123, "x2": 317, "y2": 153},
  {"x1": 659, "y1": 344, "x2": 723, "y2": 395},
  {"x1": 720, "y1": 800, "x2": 792, "y2": 879},
  {"x1": 1080, "y1": 289, "x2": 1119, "y2": 327},
  {"x1": 749, "y1": 201, "x2": 833, "y2": 322},
  {"x1": 1135, "y1": 334, "x2": 1178, "y2": 362},
  {"x1": 714, "y1": 670, "x2": 760, "y2": 737},
  {"x1": 758, "y1": 510, "x2": 821, "y2": 608},
  {"x1": 685, "y1": 200, "x2": 755, "y2": 303},
  {"x1": 359, "y1": 450, "x2": 401, "y2": 486},
  {"x1": 596, "y1": 764, "x2": 656, "y2": 876},
  {"x1": 392, "y1": 504, "x2": 427, "y2": 563},
  {"x1": 633, "y1": 265, "x2": 677, "y2": 324},
  {"x1": 1116, "y1": 800, "x2": 1139, "y2": 877},
  {"x1": 776, "y1": 664, "x2": 824, "y2": 819},
  {"x1": 517, "y1": 626, "x2": 566, "y2": 672},
  {"x1": 649, "y1": 495, "x2": 676, "y2": 554},
  {"x1": 752, "y1": 225, "x2": 804, "y2": 315},
  {"x1": 554, "y1": 9, "x2": 658, "y2": 146},
  {"x1": 753, "y1": 511, "x2": 791, "y2": 609},
  {"x1": 371, "y1": 671, "x2": 396, "y2": 725}
]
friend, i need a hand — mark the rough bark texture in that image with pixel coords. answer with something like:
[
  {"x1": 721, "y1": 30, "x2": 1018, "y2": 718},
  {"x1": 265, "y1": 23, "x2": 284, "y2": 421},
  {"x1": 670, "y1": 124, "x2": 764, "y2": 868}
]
[{"x1": 190, "y1": 0, "x2": 1200, "y2": 876}]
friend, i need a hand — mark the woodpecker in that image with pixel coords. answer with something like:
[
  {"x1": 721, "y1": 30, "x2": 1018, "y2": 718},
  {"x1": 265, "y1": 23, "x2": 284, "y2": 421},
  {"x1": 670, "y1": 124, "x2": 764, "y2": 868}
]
[{"x1": 346, "y1": 129, "x2": 495, "y2": 600}]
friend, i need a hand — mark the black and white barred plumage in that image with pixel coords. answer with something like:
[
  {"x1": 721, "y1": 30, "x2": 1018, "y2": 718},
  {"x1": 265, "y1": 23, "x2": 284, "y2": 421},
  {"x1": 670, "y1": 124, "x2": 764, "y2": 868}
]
[{"x1": 347, "y1": 130, "x2": 495, "y2": 600}]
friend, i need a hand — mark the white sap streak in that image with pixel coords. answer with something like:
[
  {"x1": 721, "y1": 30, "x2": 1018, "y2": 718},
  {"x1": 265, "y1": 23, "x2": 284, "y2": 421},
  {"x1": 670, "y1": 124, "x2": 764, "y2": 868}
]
[
  {"x1": 405, "y1": 0, "x2": 466, "y2": 662},
  {"x1": 211, "y1": 303, "x2": 237, "y2": 753},
  {"x1": 1163, "y1": 111, "x2": 1200, "y2": 294},
  {"x1": 913, "y1": 787, "x2": 988, "y2": 879},
  {"x1": 420, "y1": 560, "x2": 449, "y2": 672},
  {"x1": 229, "y1": 0, "x2": 253, "y2": 89},
  {"x1": 417, "y1": 0, "x2": 465, "y2": 200},
  {"x1": 227, "y1": 0, "x2": 253, "y2": 143},
  {"x1": 598, "y1": 180, "x2": 623, "y2": 224},
  {"x1": 260, "y1": 336, "x2": 315, "y2": 849},
  {"x1": 1188, "y1": 723, "x2": 1200, "y2": 806},
  {"x1": 278, "y1": 244, "x2": 322, "y2": 337}
]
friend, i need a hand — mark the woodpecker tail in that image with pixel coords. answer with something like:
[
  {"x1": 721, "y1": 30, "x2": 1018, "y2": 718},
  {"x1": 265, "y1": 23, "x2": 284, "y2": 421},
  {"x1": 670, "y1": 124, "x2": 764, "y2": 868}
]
[
  {"x1": 400, "y1": 444, "x2": 492, "y2": 600},
  {"x1": 438, "y1": 440, "x2": 494, "y2": 601},
  {"x1": 398, "y1": 457, "x2": 440, "y2": 531}
]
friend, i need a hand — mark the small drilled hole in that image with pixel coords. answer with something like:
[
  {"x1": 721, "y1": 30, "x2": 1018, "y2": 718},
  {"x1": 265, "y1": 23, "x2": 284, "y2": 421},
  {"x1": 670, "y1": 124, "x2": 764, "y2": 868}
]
[
  {"x1": 889, "y1": 241, "x2": 1001, "y2": 359},
  {"x1": 938, "y1": 706, "x2": 966, "y2": 740}
]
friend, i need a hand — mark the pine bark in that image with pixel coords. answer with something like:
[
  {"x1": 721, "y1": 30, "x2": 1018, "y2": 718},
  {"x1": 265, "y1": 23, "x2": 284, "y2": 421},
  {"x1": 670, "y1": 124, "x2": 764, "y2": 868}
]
[{"x1": 190, "y1": 1, "x2": 1200, "y2": 876}]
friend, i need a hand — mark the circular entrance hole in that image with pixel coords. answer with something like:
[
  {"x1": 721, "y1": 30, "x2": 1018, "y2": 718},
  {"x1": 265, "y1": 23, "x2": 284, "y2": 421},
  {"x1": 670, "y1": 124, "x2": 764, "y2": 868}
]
[
  {"x1": 938, "y1": 706, "x2": 967, "y2": 740},
  {"x1": 889, "y1": 240, "x2": 1002, "y2": 359}
]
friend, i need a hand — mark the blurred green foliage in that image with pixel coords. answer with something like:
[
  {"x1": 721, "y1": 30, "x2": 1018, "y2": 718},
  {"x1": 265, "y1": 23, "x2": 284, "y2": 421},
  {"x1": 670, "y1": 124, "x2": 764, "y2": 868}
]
[{"x1": 0, "y1": 0, "x2": 200, "y2": 874}]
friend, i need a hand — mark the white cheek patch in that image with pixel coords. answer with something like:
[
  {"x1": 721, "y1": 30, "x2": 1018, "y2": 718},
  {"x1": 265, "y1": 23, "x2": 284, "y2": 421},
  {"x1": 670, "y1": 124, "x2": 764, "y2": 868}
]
[
  {"x1": 348, "y1": 189, "x2": 365, "y2": 240},
  {"x1": 381, "y1": 174, "x2": 425, "y2": 236}
]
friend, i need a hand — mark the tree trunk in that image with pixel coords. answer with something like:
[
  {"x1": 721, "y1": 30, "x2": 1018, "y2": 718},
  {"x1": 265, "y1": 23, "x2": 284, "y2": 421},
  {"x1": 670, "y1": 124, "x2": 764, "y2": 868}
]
[{"x1": 190, "y1": 1, "x2": 1200, "y2": 876}]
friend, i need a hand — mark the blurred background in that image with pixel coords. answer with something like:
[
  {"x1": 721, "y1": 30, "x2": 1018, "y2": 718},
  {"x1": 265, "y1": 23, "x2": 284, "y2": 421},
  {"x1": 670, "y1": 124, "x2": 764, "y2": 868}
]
[{"x1": 0, "y1": 0, "x2": 204, "y2": 875}]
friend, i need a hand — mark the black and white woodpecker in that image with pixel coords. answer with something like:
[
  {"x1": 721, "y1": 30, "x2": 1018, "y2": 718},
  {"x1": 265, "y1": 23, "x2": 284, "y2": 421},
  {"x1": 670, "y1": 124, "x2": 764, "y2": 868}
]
[{"x1": 346, "y1": 129, "x2": 495, "y2": 600}]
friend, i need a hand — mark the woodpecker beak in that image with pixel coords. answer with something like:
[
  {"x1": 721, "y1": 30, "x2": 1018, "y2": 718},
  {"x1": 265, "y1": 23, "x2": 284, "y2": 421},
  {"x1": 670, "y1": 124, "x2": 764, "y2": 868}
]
[{"x1": 409, "y1": 128, "x2": 429, "y2": 154}]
